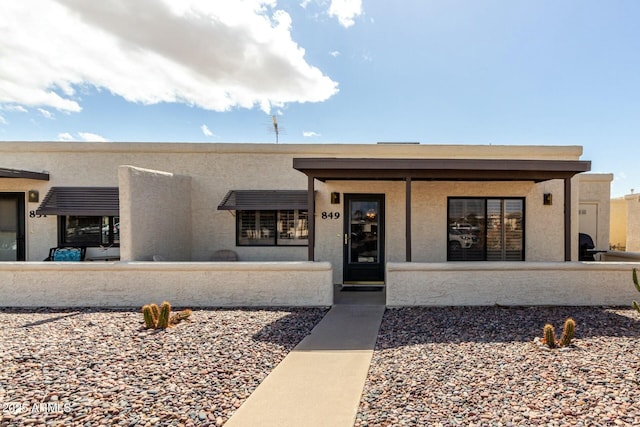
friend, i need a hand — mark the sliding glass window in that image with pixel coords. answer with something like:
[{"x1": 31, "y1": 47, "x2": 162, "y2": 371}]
[{"x1": 448, "y1": 198, "x2": 524, "y2": 261}]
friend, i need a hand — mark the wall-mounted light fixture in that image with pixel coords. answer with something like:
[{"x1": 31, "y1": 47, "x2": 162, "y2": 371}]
[
  {"x1": 28, "y1": 190, "x2": 39, "y2": 203},
  {"x1": 330, "y1": 192, "x2": 340, "y2": 204},
  {"x1": 543, "y1": 193, "x2": 552, "y2": 205}
]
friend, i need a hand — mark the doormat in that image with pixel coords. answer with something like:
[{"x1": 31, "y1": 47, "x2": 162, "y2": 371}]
[{"x1": 341, "y1": 286, "x2": 384, "y2": 292}]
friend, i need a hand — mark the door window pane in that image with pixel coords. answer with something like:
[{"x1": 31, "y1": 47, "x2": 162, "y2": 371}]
[{"x1": 349, "y1": 201, "x2": 379, "y2": 263}]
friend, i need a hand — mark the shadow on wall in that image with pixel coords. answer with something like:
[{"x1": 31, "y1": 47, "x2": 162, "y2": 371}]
[{"x1": 375, "y1": 306, "x2": 640, "y2": 348}]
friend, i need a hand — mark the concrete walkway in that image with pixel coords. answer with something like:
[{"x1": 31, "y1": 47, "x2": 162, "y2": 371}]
[{"x1": 225, "y1": 304, "x2": 385, "y2": 427}]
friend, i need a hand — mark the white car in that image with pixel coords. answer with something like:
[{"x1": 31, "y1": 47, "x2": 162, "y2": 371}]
[{"x1": 449, "y1": 229, "x2": 478, "y2": 250}]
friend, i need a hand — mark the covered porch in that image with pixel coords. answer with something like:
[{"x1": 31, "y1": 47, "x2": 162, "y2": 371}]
[{"x1": 294, "y1": 157, "x2": 592, "y2": 264}]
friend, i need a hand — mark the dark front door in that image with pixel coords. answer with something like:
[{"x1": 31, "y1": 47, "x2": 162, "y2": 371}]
[
  {"x1": 0, "y1": 193, "x2": 26, "y2": 261},
  {"x1": 343, "y1": 194, "x2": 385, "y2": 284}
]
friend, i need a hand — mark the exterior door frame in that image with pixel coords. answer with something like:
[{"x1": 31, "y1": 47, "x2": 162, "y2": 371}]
[
  {"x1": 343, "y1": 193, "x2": 385, "y2": 284},
  {"x1": 0, "y1": 192, "x2": 26, "y2": 261}
]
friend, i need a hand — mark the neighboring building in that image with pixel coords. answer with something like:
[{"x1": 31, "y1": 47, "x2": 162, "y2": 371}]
[
  {"x1": 610, "y1": 192, "x2": 640, "y2": 252},
  {"x1": 0, "y1": 142, "x2": 603, "y2": 285},
  {"x1": 577, "y1": 173, "x2": 614, "y2": 253},
  {"x1": 610, "y1": 196, "x2": 627, "y2": 250}
]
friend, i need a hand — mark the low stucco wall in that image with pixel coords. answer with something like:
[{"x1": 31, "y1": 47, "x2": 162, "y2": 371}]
[
  {"x1": 601, "y1": 251, "x2": 640, "y2": 262},
  {"x1": 0, "y1": 261, "x2": 332, "y2": 307},
  {"x1": 386, "y1": 262, "x2": 640, "y2": 306}
]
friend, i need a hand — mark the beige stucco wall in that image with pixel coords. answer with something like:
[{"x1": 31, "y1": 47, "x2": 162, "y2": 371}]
[
  {"x1": 577, "y1": 173, "x2": 613, "y2": 250},
  {"x1": 314, "y1": 181, "x2": 407, "y2": 284},
  {"x1": 0, "y1": 261, "x2": 333, "y2": 307},
  {"x1": 0, "y1": 180, "x2": 57, "y2": 261},
  {"x1": 119, "y1": 165, "x2": 192, "y2": 261},
  {"x1": 387, "y1": 262, "x2": 640, "y2": 306},
  {"x1": 626, "y1": 193, "x2": 640, "y2": 252},
  {"x1": 313, "y1": 178, "x2": 575, "y2": 283},
  {"x1": 411, "y1": 180, "x2": 568, "y2": 262},
  {"x1": 0, "y1": 142, "x2": 590, "y2": 269},
  {"x1": 610, "y1": 197, "x2": 627, "y2": 250}
]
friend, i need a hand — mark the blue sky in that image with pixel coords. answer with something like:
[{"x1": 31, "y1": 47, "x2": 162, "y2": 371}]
[{"x1": 1, "y1": 0, "x2": 639, "y2": 197}]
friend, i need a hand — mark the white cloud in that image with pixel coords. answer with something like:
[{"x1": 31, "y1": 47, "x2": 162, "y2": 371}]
[
  {"x1": 299, "y1": 0, "x2": 312, "y2": 8},
  {"x1": 329, "y1": 50, "x2": 341, "y2": 57},
  {"x1": 328, "y1": 0, "x2": 362, "y2": 28},
  {"x1": 78, "y1": 132, "x2": 108, "y2": 142},
  {"x1": 1, "y1": 105, "x2": 28, "y2": 113},
  {"x1": 0, "y1": 0, "x2": 338, "y2": 114},
  {"x1": 57, "y1": 132, "x2": 75, "y2": 141},
  {"x1": 201, "y1": 124, "x2": 214, "y2": 137},
  {"x1": 0, "y1": 115, "x2": 7, "y2": 125},
  {"x1": 57, "y1": 131, "x2": 108, "y2": 141},
  {"x1": 37, "y1": 108, "x2": 54, "y2": 119},
  {"x1": 303, "y1": 130, "x2": 320, "y2": 137}
]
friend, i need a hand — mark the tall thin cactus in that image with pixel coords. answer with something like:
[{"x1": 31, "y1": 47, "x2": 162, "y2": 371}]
[
  {"x1": 543, "y1": 324, "x2": 557, "y2": 348},
  {"x1": 150, "y1": 304, "x2": 160, "y2": 325},
  {"x1": 142, "y1": 305, "x2": 156, "y2": 329},
  {"x1": 157, "y1": 301, "x2": 172, "y2": 329},
  {"x1": 559, "y1": 318, "x2": 576, "y2": 347}
]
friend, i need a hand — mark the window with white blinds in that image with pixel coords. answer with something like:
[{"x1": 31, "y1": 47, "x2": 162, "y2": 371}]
[
  {"x1": 448, "y1": 198, "x2": 524, "y2": 261},
  {"x1": 237, "y1": 210, "x2": 308, "y2": 246}
]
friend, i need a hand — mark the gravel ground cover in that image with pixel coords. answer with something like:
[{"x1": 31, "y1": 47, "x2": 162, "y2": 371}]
[
  {"x1": 357, "y1": 306, "x2": 640, "y2": 427},
  {"x1": 0, "y1": 307, "x2": 327, "y2": 426}
]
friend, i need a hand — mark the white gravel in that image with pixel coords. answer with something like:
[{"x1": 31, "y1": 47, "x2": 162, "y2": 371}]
[
  {"x1": 0, "y1": 307, "x2": 327, "y2": 426},
  {"x1": 356, "y1": 306, "x2": 640, "y2": 427}
]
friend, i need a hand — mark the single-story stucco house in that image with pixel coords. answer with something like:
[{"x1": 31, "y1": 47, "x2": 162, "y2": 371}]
[{"x1": 0, "y1": 141, "x2": 637, "y2": 307}]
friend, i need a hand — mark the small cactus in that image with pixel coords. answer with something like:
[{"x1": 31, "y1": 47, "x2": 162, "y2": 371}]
[
  {"x1": 543, "y1": 324, "x2": 557, "y2": 349},
  {"x1": 559, "y1": 318, "x2": 576, "y2": 347},
  {"x1": 156, "y1": 301, "x2": 172, "y2": 329},
  {"x1": 142, "y1": 305, "x2": 156, "y2": 329},
  {"x1": 633, "y1": 268, "x2": 640, "y2": 313},
  {"x1": 150, "y1": 304, "x2": 160, "y2": 325},
  {"x1": 541, "y1": 318, "x2": 577, "y2": 349},
  {"x1": 141, "y1": 301, "x2": 191, "y2": 330},
  {"x1": 170, "y1": 308, "x2": 192, "y2": 325}
]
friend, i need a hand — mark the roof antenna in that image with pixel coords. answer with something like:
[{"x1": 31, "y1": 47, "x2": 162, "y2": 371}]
[{"x1": 272, "y1": 115, "x2": 279, "y2": 144}]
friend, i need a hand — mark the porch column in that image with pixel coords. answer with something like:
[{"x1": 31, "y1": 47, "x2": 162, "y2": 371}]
[
  {"x1": 307, "y1": 175, "x2": 315, "y2": 261},
  {"x1": 406, "y1": 177, "x2": 412, "y2": 262},
  {"x1": 564, "y1": 177, "x2": 572, "y2": 261}
]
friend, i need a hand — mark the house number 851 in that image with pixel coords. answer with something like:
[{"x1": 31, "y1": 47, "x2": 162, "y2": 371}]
[{"x1": 321, "y1": 212, "x2": 340, "y2": 219}]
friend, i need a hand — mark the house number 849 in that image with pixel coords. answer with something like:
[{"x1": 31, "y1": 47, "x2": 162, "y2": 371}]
[{"x1": 321, "y1": 212, "x2": 340, "y2": 219}]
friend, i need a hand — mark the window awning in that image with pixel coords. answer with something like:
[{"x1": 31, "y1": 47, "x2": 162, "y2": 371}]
[
  {"x1": 0, "y1": 167, "x2": 49, "y2": 180},
  {"x1": 36, "y1": 187, "x2": 119, "y2": 216},
  {"x1": 218, "y1": 190, "x2": 308, "y2": 211},
  {"x1": 293, "y1": 158, "x2": 591, "y2": 182}
]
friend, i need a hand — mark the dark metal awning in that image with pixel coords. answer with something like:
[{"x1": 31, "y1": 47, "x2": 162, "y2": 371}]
[
  {"x1": 0, "y1": 167, "x2": 49, "y2": 180},
  {"x1": 293, "y1": 158, "x2": 591, "y2": 182},
  {"x1": 218, "y1": 190, "x2": 308, "y2": 211},
  {"x1": 36, "y1": 187, "x2": 119, "y2": 216}
]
